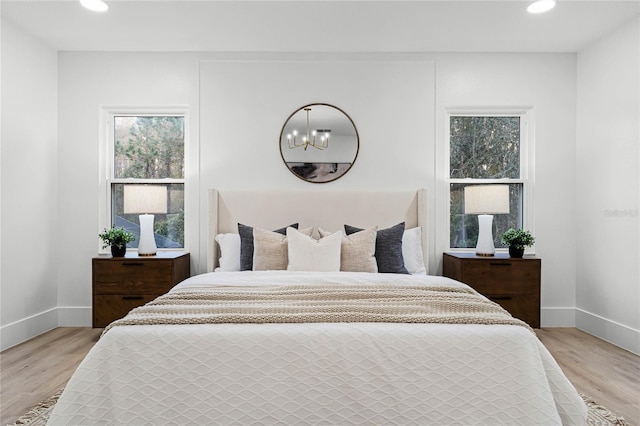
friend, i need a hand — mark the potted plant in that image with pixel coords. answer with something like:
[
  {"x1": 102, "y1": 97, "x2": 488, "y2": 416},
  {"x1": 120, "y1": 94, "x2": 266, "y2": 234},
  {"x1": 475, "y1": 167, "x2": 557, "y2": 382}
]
[
  {"x1": 99, "y1": 226, "x2": 136, "y2": 257},
  {"x1": 501, "y1": 228, "x2": 535, "y2": 258}
]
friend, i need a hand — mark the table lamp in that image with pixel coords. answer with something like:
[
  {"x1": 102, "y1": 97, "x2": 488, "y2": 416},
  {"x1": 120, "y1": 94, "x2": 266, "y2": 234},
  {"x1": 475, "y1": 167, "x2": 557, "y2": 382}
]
[
  {"x1": 464, "y1": 185, "x2": 510, "y2": 256},
  {"x1": 124, "y1": 185, "x2": 168, "y2": 256}
]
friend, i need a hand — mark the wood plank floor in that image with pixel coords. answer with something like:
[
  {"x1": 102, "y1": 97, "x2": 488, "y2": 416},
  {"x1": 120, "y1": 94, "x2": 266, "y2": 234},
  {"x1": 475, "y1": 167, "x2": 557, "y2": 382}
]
[
  {"x1": 0, "y1": 327, "x2": 102, "y2": 425},
  {"x1": 1, "y1": 327, "x2": 638, "y2": 425},
  {"x1": 536, "y1": 328, "x2": 639, "y2": 424}
]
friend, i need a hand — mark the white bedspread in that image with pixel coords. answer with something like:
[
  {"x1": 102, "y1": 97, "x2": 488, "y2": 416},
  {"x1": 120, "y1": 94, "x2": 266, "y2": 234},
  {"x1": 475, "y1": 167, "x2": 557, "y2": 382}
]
[{"x1": 49, "y1": 272, "x2": 587, "y2": 425}]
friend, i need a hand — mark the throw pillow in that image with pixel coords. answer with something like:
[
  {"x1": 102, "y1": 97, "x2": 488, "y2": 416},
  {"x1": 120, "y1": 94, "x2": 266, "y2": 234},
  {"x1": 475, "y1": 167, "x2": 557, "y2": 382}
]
[
  {"x1": 214, "y1": 233, "x2": 241, "y2": 272},
  {"x1": 253, "y1": 226, "x2": 313, "y2": 271},
  {"x1": 319, "y1": 226, "x2": 378, "y2": 273},
  {"x1": 238, "y1": 223, "x2": 298, "y2": 271},
  {"x1": 287, "y1": 227, "x2": 341, "y2": 272},
  {"x1": 344, "y1": 222, "x2": 409, "y2": 274},
  {"x1": 402, "y1": 227, "x2": 427, "y2": 274}
]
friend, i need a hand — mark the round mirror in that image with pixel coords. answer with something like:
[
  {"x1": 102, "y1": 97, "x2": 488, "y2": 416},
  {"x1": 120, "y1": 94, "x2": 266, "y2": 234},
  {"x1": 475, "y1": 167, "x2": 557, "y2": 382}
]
[{"x1": 279, "y1": 103, "x2": 359, "y2": 183}]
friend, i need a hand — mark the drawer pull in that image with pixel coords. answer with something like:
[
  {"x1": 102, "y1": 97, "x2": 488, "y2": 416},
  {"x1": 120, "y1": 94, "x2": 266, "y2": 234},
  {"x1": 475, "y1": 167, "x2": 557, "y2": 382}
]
[
  {"x1": 122, "y1": 262, "x2": 145, "y2": 266},
  {"x1": 122, "y1": 296, "x2": 145, "y2": 300},
  {"x1": 489, "y1": 262, "x2": 512, "y2": 266},
  {"x1": 490, "y1": 296, "x2": 512, "y2": 301}
]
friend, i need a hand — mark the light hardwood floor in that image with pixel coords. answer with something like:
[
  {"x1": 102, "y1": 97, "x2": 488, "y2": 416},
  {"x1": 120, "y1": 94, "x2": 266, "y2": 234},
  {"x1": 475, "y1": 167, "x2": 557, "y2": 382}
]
[
  {"x1": 1, "y1": 327, "x2": 638, "y2": 425},
  {"x1": 0, "y1": 327, "x2": 102, "y2": 425},
  {"x1": 536, "y1": 328, "x2": 639, "y2": 424}
]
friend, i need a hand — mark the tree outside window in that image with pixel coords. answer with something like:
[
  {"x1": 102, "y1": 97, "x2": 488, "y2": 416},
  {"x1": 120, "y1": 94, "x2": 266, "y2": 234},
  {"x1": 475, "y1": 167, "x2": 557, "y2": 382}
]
[
  {"x1": 110, "y1": 115, "x2": 185, "y2": 249},
  {"x1": 449, "y1": 115, "x2": 526, "y2": 249}
]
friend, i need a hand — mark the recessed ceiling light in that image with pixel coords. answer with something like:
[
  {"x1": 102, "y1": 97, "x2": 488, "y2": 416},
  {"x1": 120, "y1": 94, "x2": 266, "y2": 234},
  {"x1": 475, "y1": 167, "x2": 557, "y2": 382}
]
[
  {"x1": 80, "y1": 0, "x2": 109, "y2": 13},
  {"x1": 527, "y1": 0, "x2": 556, "y2": 14}
]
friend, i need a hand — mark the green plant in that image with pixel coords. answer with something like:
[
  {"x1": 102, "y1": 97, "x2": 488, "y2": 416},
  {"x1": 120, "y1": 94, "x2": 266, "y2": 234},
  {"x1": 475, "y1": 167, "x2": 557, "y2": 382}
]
[
  {"x1": 501, "y1": 228, "x2": 535, "y2": 249},
  {"x1": 99, "y1": 226, "x2": 136, "y2": 249}
]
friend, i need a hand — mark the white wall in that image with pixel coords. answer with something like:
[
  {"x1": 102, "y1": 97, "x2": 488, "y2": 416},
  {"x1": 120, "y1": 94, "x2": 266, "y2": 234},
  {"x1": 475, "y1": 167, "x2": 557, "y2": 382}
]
[
  {"x1": 1, "y1": 18, "x2": 59, "y2": 350},
  {"x1": 576, "y1": 17, "x2": 640, "y2": 354},
  {"x1": 433, "y1": 53, "x2": 578, "y2": 326},
  {"x1": 199, "y1": 59, "x2": 436, "y2": 271},
  {"x1": 56, "y1": 52, "x2": 201, "y2": 326}
]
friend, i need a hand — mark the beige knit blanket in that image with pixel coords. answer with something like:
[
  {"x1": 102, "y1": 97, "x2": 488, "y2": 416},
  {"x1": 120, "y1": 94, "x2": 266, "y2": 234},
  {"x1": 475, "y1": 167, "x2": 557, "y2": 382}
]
[{"x1": 103, "y1": 283, "x2": 531, "y2": 336}]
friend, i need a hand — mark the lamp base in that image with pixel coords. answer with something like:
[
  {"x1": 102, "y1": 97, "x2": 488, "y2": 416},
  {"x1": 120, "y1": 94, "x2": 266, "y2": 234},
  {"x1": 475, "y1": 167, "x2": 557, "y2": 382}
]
[
  {"x1": 137, "y1": 214, "x2": 158, "y2": 256},
  {"x1": 475, "y1": 214, "x2": 496, "y2": 256}
]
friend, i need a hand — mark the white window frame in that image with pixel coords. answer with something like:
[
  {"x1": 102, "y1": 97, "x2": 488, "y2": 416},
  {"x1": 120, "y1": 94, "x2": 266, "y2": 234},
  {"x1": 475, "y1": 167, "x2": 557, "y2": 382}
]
[
  {"x1": 445, "y1": 107, "x2": 536, "y2": 254},
  {"x1": 98, "y1": 106, "x2": 190, "y2": 254}
]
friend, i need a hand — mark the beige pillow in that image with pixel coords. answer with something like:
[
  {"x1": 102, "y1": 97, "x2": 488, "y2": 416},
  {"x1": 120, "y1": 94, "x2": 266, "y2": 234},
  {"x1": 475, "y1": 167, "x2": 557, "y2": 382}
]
[
  {"x1": 253, "y1": 226, "x2": 313, "y2": 271},
  {"x1": 287, "y1": 227, "x2": 342, "y2": 272},
  {"x1": 319, "y1": 226, "x2": 378, "y2": 273}
]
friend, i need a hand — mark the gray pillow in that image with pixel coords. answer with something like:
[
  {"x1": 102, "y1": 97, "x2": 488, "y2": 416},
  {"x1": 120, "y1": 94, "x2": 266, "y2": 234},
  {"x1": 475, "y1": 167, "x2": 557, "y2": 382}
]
[
  {"x1": 238, "y1": 223, "x2": 298, "y2": 271},
  {"x1": 344, "y1": 222, "x2": 409, "y2": 274}
]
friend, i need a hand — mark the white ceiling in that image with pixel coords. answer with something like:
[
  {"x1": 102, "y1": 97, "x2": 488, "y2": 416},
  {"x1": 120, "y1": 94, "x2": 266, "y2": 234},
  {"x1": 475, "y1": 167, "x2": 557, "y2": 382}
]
[{"x1": 2, "y1": 0, "x2": 639, "y2": 53}]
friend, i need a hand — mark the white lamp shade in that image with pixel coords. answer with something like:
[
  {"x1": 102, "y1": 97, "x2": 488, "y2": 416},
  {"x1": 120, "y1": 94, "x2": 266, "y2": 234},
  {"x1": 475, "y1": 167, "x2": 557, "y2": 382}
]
[
  {"x1": 464, "y1": 185, "x2": 510, "y2": 215},
  {"x1": 124, "y1": 185, "x2": 168, "y2": 214}
]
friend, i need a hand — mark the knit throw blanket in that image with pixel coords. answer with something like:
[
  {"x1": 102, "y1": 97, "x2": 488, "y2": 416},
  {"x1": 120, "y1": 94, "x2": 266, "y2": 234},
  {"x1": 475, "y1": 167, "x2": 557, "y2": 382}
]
[{"x1": 103, "y1": 283, "x2": 531, "y2": 336}]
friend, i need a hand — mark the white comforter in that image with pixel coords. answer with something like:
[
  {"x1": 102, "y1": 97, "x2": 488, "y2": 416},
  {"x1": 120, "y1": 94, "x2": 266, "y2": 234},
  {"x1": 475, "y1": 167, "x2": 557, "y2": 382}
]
[{"x1": 49, "y1": 271, "x2": 587, "y2": 425}]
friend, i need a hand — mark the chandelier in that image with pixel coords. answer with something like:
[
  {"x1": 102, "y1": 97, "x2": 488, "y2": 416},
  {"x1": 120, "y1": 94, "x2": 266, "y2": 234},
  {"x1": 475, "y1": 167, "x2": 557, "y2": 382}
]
[{"x1": 287, "y1": 108, "x2": 330, "y2": 150}]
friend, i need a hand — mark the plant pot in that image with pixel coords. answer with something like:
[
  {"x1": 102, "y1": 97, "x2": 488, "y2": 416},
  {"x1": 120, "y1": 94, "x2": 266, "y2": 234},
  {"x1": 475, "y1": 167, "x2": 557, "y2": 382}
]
[
  {"x1": 111, "y1": 245, "x2": 127, "y2": 257},
  {"x1": 509, "y1": 246, "x2": 525, "y2": 258}
]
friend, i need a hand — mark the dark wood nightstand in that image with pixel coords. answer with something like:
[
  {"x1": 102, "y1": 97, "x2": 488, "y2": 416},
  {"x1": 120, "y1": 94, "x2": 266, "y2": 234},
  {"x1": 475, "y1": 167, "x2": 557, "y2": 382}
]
[
  {"x1": 92, "y1": 251, "x2": 190, "y2": 328},
  {"x1": 443, "y1": 252, "x2": 541, "y2": 328}
]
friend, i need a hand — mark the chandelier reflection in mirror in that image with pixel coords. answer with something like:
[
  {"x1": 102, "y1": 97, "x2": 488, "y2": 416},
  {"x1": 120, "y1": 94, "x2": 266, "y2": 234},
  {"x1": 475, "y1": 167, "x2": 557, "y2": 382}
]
[
  {"x1": 280, "y1": 103, "x2": 359, "y2": 184},
  {"x1": 287, "y1": 107, "x2": 330, "y2": 150}
]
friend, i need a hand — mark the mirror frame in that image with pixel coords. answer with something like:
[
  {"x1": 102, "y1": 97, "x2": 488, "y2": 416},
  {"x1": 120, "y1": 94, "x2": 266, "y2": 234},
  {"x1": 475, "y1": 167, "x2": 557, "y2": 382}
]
[{"x1": 279, "y1": 103, "x2": 359, "y2": 184}]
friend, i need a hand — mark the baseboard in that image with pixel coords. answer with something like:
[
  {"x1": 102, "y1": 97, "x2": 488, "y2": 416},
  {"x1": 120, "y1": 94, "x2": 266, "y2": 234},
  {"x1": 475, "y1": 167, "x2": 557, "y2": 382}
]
[
  {"x1": 540, "y1": 307, "x2": 576, "y2": 327},
  {"x1": 0, "y1": 308, "x2": 58, "y2": 351},
  {"x1": 576, "y1": 308, "x2": 640, "y2": 356},
  {"x1": 0, "y1": 307, "x2": 92, "y2": 351},
  {"x1": 58, "y1": 306, "x2": 92, "y2": 327}
]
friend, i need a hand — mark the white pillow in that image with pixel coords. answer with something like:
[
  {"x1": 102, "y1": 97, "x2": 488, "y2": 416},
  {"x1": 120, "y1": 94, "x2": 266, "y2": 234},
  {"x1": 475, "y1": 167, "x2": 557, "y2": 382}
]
[
  {"x1": 287, "y1": 227, "x2": 342, "y2": 272},
  {"x1": 215, "y1": 233, "x2": 241, "y2": 271},
  {"x1": 402, "y1": 227, "x2": 426, "y2": 274},
  {"x1": 253, "y1": 226, "x2": 313, "y2": 271},
  {"x1": 319, "y1": 226, "x2": 378, "y2": 273}
]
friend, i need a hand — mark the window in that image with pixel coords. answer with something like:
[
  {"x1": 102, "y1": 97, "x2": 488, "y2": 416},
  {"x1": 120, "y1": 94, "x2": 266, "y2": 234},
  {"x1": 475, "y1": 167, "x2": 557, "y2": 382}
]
[
  {"x1": 447, "y1": 112, "x2": 533, "y2": 250},
  {"x1": 102, "y1": 111, "x2": 186, "y2": 251}
]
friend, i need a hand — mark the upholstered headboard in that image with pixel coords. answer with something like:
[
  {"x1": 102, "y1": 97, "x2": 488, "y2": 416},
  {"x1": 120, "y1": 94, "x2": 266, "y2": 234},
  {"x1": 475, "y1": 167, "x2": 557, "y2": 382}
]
[{"x1": 208, "y1": 189, "x2": 428, "y2": 273}]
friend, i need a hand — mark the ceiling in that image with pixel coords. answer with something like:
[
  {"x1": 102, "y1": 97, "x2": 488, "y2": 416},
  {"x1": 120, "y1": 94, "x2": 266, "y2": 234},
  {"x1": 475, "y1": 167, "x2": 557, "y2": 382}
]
[{"x1": 2, "y1": 0, "x2": 638, "y2": 53}]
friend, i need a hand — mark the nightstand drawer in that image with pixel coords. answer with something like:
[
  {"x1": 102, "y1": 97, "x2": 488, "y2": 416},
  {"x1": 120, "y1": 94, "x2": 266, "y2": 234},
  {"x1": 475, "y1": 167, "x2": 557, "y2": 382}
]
[
  {"x1": 93, "y1": 294, "x2": 158, "y2": 328},
  {"x1": 485, "y1": 294, "x2": 540, "y2": 329},
  {"x1": 462, "y1": 261, "x2": 539, "y2": 295},
  {"x1": 93, "y1": 260, "x2": 173, "y2": 294}
]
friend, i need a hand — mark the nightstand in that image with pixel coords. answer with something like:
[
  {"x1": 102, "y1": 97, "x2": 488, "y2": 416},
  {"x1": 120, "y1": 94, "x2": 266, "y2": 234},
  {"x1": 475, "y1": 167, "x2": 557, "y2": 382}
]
[
  {"x1": 92, "y1": 251, "x2": 190, "y2": 328},
  {"x1": 443, "y1": 252, "x2": 541, "y2": 328}
]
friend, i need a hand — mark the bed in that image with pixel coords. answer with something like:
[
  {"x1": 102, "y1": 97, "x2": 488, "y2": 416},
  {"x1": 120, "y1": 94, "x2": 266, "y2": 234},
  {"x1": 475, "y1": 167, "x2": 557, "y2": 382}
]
[{"x1": 48, "y1": 189, "x2": 587, "y2": 425}]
